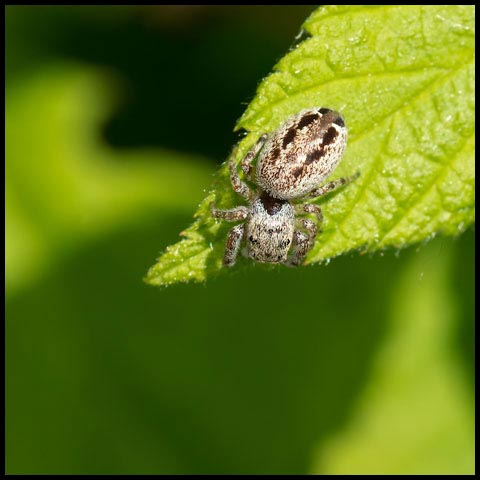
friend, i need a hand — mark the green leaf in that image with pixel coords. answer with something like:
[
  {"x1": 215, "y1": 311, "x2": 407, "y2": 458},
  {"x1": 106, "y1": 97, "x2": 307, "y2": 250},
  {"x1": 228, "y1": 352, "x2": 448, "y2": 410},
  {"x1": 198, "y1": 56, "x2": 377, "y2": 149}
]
[
  {"x1": 6, "y1": 64, "x2": 213, "y2": 295},
  {"x1": 145, "y1": 5, "x2": 475, "y2": 287}
]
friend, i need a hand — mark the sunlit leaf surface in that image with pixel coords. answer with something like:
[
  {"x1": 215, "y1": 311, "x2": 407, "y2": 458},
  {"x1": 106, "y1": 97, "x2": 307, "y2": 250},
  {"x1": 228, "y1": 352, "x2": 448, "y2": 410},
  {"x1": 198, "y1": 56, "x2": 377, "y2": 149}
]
[{"x1": 146, "y1": 5, "x2": 474, "y2": 287}]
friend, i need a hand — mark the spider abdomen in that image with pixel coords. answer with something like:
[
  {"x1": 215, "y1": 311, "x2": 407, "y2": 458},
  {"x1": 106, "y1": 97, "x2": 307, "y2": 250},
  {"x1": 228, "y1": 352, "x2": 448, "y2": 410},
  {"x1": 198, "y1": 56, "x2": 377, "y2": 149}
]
[{"x1": 256, "y1": 108, "x2": 347, "y2": 200}]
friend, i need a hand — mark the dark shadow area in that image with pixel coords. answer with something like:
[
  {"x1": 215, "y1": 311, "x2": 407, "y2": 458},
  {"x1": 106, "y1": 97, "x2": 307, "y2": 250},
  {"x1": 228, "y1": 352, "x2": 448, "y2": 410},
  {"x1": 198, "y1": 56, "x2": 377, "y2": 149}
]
[
  {"x1": 6, "y1": 5, "x2": 315, "y2": 161},
  {"x1": 7, "y1": 214, "x2": 404, "y2": 474}
]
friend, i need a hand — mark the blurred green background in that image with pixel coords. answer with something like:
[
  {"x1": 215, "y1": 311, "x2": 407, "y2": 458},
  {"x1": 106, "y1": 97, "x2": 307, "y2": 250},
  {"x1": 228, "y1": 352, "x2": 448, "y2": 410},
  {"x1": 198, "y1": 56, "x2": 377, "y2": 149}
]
[{"x1": 5, "y1": 6, "x2": 475, "y2": 475}]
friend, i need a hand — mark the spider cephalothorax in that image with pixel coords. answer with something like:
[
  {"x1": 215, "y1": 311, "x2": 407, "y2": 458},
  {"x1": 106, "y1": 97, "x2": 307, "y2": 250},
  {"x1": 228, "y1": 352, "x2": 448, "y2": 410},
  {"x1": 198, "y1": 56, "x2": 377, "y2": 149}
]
[{"x1": 211, "y1": 107, "x2": 359, "y2": 267}]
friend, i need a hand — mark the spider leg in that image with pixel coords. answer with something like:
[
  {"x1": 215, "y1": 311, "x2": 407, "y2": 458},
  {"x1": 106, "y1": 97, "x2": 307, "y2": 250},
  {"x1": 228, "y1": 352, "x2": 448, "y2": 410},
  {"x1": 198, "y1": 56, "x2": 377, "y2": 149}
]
[
  {"x1": 295, "y1": 203, "x2": 324, "y2": 232},
  {"x1": 223, "y1": 224, "x2": 245, "y2": 267},
  {"x1": 286, "y1": 230, "x2": 310, "y2": 267},
  {"x1": 298, "y1": 218, "x2": 317, "y2": 249},
  {"x1": 210, "y1": 203, "x2": 248, "y2": 222},
  {"x1": 241, "y1": 133, "x2": 268, "y2": 181},
  {"x1": 227, "y1": 146, "x2": 253, "y2": 200},
  {"x1": 307, "y1": 171, "x2": 360, "y2": 199}
]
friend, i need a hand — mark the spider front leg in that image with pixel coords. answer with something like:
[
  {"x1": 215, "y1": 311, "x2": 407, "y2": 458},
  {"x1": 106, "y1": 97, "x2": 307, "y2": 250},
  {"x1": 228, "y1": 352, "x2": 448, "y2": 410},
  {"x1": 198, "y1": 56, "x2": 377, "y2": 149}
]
[
  {"x1": 241, "y1": 133, "x2": 268, "y2": 181},
  {"x1": 210, "y1": 203, "x2": 249, "y2": 221},
  {"x1": 307, "y1": 171, "x2": 360, "y2": 199},
  {"x1": 210, "y1": 202, "x2": 248, "y2": 267},
  {"x1": 210, "y1": 203, "x2": 248, "y2": 267},
  {"x1": 295, "y1": 203, "x2": 323, "y2": 242},
  {"x1": 223, "y1": 224, "x2": 245, "y2": 267},
  {"x1": 286, "y1": 230, "x2": 311, "y2": 267},
  {"x1": 288, "y1": 205, "x2": 321, "y2": 266}
]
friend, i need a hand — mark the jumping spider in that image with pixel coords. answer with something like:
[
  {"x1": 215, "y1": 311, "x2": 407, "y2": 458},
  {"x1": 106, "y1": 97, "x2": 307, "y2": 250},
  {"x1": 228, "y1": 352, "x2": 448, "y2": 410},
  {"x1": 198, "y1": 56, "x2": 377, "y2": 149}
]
[{"x1": 210, "y1": 107, "x2": 360, "y2": 267}]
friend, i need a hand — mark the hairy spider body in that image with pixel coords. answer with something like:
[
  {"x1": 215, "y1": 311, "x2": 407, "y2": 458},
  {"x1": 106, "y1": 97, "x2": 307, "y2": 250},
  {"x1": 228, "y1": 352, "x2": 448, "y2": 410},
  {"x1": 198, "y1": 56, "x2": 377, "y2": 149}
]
[
  {"x1": 245, "y1": 194, "x2": 295, "y2": 263},
  {"x1": 211, "y1": 107, "x2": 359, "y2": 267},
  {"x1": 256, "y1": 107, "x2": 348, "y2": 200}
]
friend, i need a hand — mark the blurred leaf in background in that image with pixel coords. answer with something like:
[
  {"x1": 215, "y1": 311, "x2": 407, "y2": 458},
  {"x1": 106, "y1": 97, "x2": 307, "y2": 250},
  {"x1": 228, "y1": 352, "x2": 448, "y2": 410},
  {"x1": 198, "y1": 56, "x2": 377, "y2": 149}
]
[
  {"x1": 312, "y1": 236, "x2": 475, "y2": 474},
  {"x1": 5, "y1": 5, "x2": 474, "y2": 475},
  {"x1": 6, "y1": 65, "x2": 212, "y2": 295}
]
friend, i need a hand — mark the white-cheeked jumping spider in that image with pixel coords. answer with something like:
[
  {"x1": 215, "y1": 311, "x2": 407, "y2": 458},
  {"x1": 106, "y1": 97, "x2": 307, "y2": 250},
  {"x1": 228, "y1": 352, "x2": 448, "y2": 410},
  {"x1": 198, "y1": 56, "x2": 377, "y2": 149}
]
[{"x1": 210, "y1": 107, "x2": 360, "y2": 267}]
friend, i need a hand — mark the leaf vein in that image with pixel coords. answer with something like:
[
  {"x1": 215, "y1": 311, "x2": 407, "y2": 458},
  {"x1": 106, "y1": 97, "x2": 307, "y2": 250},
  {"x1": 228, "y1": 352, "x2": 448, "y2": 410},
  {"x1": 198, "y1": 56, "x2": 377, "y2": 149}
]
[{"x1": 378, "y1": 132, "x2": 474, "y2": 246}]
